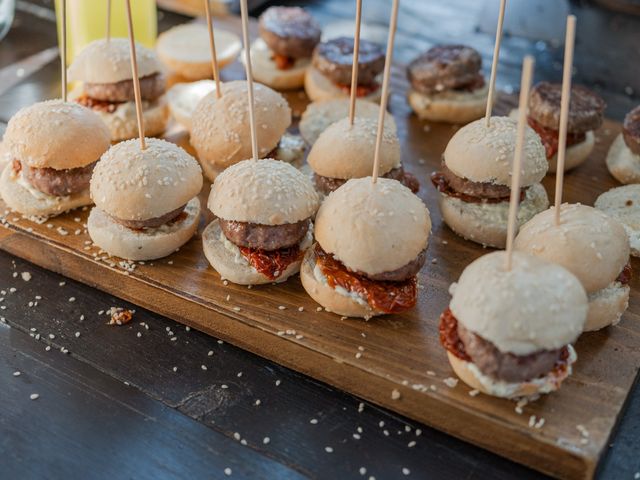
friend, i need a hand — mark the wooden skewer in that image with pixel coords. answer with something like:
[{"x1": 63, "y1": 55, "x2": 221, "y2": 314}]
[
  {"x1": 240, "y1": 0, "x2": 258, "y2": 161},
  {"x1": 61, "y1": 0, "x2": 67, "y2": 101},
  {"x1": 348, "y1": 0, "x2": 363, "y2": 126},
  {"x1": 505, "y1": 55, "x2": 534, "y2": 271},
  {"x1": 484, "y1": 0, "x2": 507, "y2": 127},
  {"x1": 554, "y1": 15, "x2": 577, "y2": 226},
  {"x1": 204, "y1": 0, "x2": 222, "y2": 99},
  {"x1": 372, "y1": 0, "x2": 399, "y2": 183},
  {"x1": 106, "y1": 0, "x2": 112, "y2": 42},
  {"x1": 125, "y1": 0, "x2": 146, "y2": 150}
]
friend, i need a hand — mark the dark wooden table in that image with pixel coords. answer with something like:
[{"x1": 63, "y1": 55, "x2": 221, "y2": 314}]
[{"x1": 1, "y1": 1, "x2": 639, "y2": 479}]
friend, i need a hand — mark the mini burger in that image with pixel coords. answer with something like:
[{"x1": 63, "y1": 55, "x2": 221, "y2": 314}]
[
  {"x1": 606, "y1": 105, "x2": 640, "y2": 184},
  {"x1": 595, "y1": 184, "x2": 640, "y2": 257},
  {"x1": 202, "y1": 159, "x2": 319, "y2": 285},
  {"x1": 431, "y1": 116, "x2": 549, "y2": 248},
  {"x1": 68, "y1": 38, "x2": 169, "y2": 142},
  {"x1": 190, "y1": 80, "x2": 304, "y2": 180},
  {"x1": 515, "y1": 203, "x2": 631, "y2": 332},
  {"x1": 440, "y1": 250, "x2": 587, "y2": 399},
  {"x1": 307, "y1": 117, "x2": 418, "y2": 196},
  {"x1": 88, "y1": 138, "x2": 203, "y2": 261},
  {"x1": 523, "y1": 82, "x2": 605, "y2": 172},
  {"x1": 0, "y1": 100, "x2": 110, "y2": 217},
  {"x1": 301, "y1": 177, "x2": 431, "y2": 318},
  {"x1": 305, "y1": 37, "x2": 385, "y2": 103},
  {"x1": 244, "y1": 6, "x2": 321, "y2": 90},
  {"x1": 407, "y1": 44, "x2": 490, "y2": 124}
]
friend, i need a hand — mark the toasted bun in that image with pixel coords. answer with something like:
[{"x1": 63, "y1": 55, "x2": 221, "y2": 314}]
[
  {"x1": 304, "y1": 65, "x2": 382, "y2": 103},
  {"x1": 450, "y1": 251, "x2": 586, "y2": 354},
  {"x1": 547, "y1": 131, "x2": 594, "y2": 172},
  {"x1": 514, "y1": 204, "x2": 630, "y2": 293},
  {"x1": 90, "y1": 96, "x2": 168, "y2": 142},
  {"x1": 166, "y1": 80, "x2": 216, "y2": 130},
  {"x1": 439, "y1": 182, "x2": 549, "y2": 248},
  {"x1": 156, "y1": 23, "x2": 241, "y2": 80},
  {"x1": 307, "y1": 117, "x2": 400, "y2": 179},
  {"x1": 243, "y1": 39, "x2": 308, "y2": 90},
  {"x1": 315, "y1": 177, "x2": 430, "y2": 276},
  {"x1": 202, "y1": 218, "x2": 307, "y2": 285},
  {"x1": 87, "y1": 197, "x2": 200, "y2": 261},
  {"x1": 91, "y1": 138, "x2": 202, "y2": 221},
  {"x1": 407, "y1": 83, "x2": 489, "y2": 124},
  {"x1": 190, "y1": 81, "x2": 291, "y2": 179},
  {"x1": 4, "y1": 100, "x2": 110, "y2": 170},
  {"x1": 208, "y1": 159, "x2": 319, "y2": 224},
  {"x1": 595, "y1": 184, "x2": 640, "y2": 256},
  {"x1": 606, "y1": 133, "x2": 640, "y2": 184},
  {"x1": 300, "y1": 246, "x2": 382, "y2": 318},
  {"x1": 0, "y1": 164, "x2": 92, "y2": 217},
  {"x1": 68, "y1": 38, "x2": 161, "y2": 84},
  {"x1": 443, "y1": 116, "x2": 547, "y2": 186},
  {"x1": 586, "y1": 281, "x2": 630, "y2": 331}
]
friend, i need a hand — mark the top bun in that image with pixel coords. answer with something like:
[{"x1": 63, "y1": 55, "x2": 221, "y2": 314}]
[
  {"x1": 315, "y1": 177, "x2": 430, "y2": 276},
  {"x1": 444, "y1": 116, "x2": 547, "y2": 187},
  {"x1": 68, "y1": 38, "x2": 161, "y2": 84},
  {"x1": 514, "y1": 204, "x2": 630, "y2": 293},
  {"x1": 190, "y1": 81, "x2": 291, "y2": 174},
  {"x1": 4, "y1": 100, "x2": 111, "y2": 170},
  {"x1": 91, "y1": 138, "x2": 203, "y2": 221},
  {"x1": 307, "y1": 117, "x2": 400, "y2": 179},
  {"x1": 208, "y1": 159, "x2": 319, "y2": 225},
  {"x1": 450, "y1": 250, "x2": 587, "y2": 355}
]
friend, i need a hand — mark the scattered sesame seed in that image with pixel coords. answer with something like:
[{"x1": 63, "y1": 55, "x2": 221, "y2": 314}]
[
  {"x1": 278, "y1": 305, "x2": 286, "y2": 310},
  {"x1": 408, "y1": 441, "x2": 416, "y2": 448},
  {"x1": 68, "y1": 297, "x2": 76, "y2": 303},
  {"x1": 201, "y1": 365, "x2": 208, "y2": 371},
  {"x1": 469, "y1": 389, "x2": 480, "y2": 397},
  {"x1": 402, "y1": 467, "x2": 410, "y2": 475},
  {"x1": 310, "y1": 418, "x2": 318, "y2": 424},
  {"x1": 172, "y1": 367, "x2": 178, "y2": 372},
  {"x1": 391, "y1": 389, "x2": 401, "y2": 400},
  {"x1": 443, "y1": 377, "x2": 458, "y2": 388},
  {"x1": 263, "y1": 437, "x2": 270, "y2": 445},
  {"x1": 224, "y1": 467, "x2": 232, "y2": 476},
  {"x1": 13, "y1": 371, "x2": 20, "y2": 377},
  {"x1": 324, "y1": 446, "x2": 333, "y2": 453},
  {"x1": 74, "y1": 332, "x2": 81, "y2": 338},
  {"x1": 30, "y1": 393, "x2": 39, "y2": 400},
  {"x1": 275, "y1": 380, "x2": 281, "y2": 386},
  {"x1": 208, "y1": 350, "x2": 214, "y2": 356},
  {"x1": 359, "y1": 467, "x2": 367, "y2": 475},
  {"x1": 20, "y1": 272, "x2": 31, "y2": 282}
]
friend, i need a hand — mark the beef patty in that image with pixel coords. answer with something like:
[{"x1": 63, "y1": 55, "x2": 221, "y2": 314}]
[
  {"x1": 439, "y1": 162, "x2": 512, "y2": 199},
  {"x1": 220, "y1": 218, "x2": 310, "y2": 251},
  {"x1": 259, "y1": 6, "x2": 321, "y2": 59},
  {"x1": 19, "y1": 160, "x2": 96, "y2": 197},
  {"x1": 84, "y1": 72, "x2": 165, "y2": 103},
  {"x1": 314, "y1": 166, "x2": 419, "y2": 196},
  {"x1": 623, "y1": 105, "x2": 640, "y2": 156},
  {"x1": 312, "y1": 37, "x2": 385, "y2": 86},
  {"x1": 110, "y1": 205, "x2": 186, "y2": 230}
]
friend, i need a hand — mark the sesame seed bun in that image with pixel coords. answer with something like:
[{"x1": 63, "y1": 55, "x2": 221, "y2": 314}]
[
  {"x1": 586, "y1": 281, "x2": 629, "y2": 331},
  {"x1": 3, "y1": 100, "x2": 110, "y2": 170},
  {"x1": 68, "y1": 38, "x2": 161, "y2": 84},
  {"x1": 595, "y1": 184, "x2": 640, "y2": 256},
  {"x1": 207, "y1": 158, "x2": 319, "y2": 225},
  {"x1": 407, "y1": 83, "x2": 489, "y2": 124},
  {"x1": 304, "y1": 65, "x2": 382, "y2": 103},
  {"x1": 606, "y1": 133, "x2": 640, "y2": 184},
  {"x1": 443, "y1": 116, "x2": 547, "y2": 187},
  {"x1": 314, "y1": 177, "x2": 431, "y2": 276},
  {"x1": 243, "y1": 39, "x2": 309, "y2": 90},
  {"x1": 306, "y1": 117, "x2": 400, "y2": 179},
  {"x1": 190, "y1": 81, "x2": 292, "y2": 181},
  {"x1": 90, "y1": 138, "x2": 203, "y2": 222}
]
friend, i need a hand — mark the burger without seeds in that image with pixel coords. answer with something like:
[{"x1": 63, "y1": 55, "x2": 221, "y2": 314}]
[{"x1": 606, "y1": 105, "x2": 640, "y2": 184}]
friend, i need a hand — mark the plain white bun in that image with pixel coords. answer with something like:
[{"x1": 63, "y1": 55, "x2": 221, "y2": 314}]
[
  {"x1": 304, "y1": 65, "x2": 382, "y2": 103},
  {"x1": 586, "y1": 281, "x2": 629, "y2": 331},
  {"x1": 307, "y1": 117, "x2": 400, "y2": 179},
  {"x1": 208, "y1": 159, "x2": 319, "y2": 225},
  {"x1": 444, "y1": 116, "x2": 547, "y2": 186},
  {"x1": 156, "y1": 23, "x2": 241, "y2": 80},
  {"x1": 4, "y1": 100, "x2": 111, "y2": 170},
  {"x1": 68, "y1": 38, "x2": 161, "y2": 84},
  {"x1": 243, "y1": 39, "x2": 308, "y2": 90},
  {"x1": 87, "y1": 197, "x2": 200, "y2": 261},
  {"x1": 595, "y1": 184, "x2": 640, "y2": 256},
  {"x1": 450, "y1": 250, "x2": 587, "y2": 355},
  {"x1": 407, "y1": 83, "x2": 489, "y2": 124},
  {"x1": 439, "y1": 183, "x2": 549, "y2": 248},
  {"x1": 91, "y1": 138, "x2": 203, "y2": 221},
  {"x1": 166, "y1": 80, "x2": 216, "y2": 130},
  {"x1": 606, "y1": 133, "x2": 640, "y2": 184},
  {"x1": 315, "y1": 177, "x2": 430, "y2": 276}
]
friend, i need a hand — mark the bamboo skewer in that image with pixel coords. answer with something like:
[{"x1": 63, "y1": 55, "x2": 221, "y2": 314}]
[
  {"x1": 484, "y1": 0, "x2": 507, "y2": 127},
  {"x1": 61, "y1": 0, "x2": 67, "y2": 101},
  {"x1": 125, "y1": 0, "x2": 146, "y2": 150},
  {"x1": 106, "y1": 0, "x2": 112, "y2": 42},
  {"x1": 348, "y1": 0, "x2": 363, "y2": 126},
  {"x1": 240, "y1": 0, "x2": 258, "y2": 160},
  {"x1": 204, "y1": 0, "x2": 222, "y2": 99}
]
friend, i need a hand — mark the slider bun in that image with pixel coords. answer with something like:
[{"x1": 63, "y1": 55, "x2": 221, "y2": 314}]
[
  {"x1": 68, "y1": 38, "x2": 161, "y2": 84},
  {"x1": 91, "y1": 138, "x2": 203, "y2": 221},
  {"x1": 304, "y1": 65, "x2": 382, "y2": 103},
  {"x1": 87, "y1": 197, "x2": 200, "y2": 261},
  {"x1": 166, "y1": 80, "x2": 216, "y2": 130},
  {"x1": 244, "y1": 39, "x2": 308, "y2": 90},
  {"x1": 4, "y1": 100, "x2": 110, "y2": 170},
  {"x1": 606, "y1": 133, "x2": 640, "y2": 184},
  {"x1": 407, "y1": 83, "x2": 489, "y2": 124},
  {"x1": 443, "y1": 116, "x2": 547, "y2": 186},
  {"x1": 208, "y1": 158, "x2": 319, "y2": 225},
  {"x1": 439, "y1": 182, "x2": 549, "y2": 248},
  {"x1": 314, "y1": 177, "x2": 431, "y2": 276},
  {"x1": 299, "y1": 97, "x2": 396, "y2": 145},
  {"x1": 307, "y1": 117, "x2": 400, "y2": 179},
  {"x1": 514, "y1": 203, "x2": 630, "y2": 293},
  {"x1": 202, "y1": 218, "x2": 303, "y2": 285},
  {"x1": 547, "y1": 131, "x2": 594, "y2": 172},
  {"x1": 156, "y1": 23, "x2": 241, "y2": 80},
  {"x1": 190, "y1": 81, "x2": 291, "y2": 180},
  {"x1": 450, "y1": 251, "x2": 587, "y2": 355},
  {"x1": 595, "y1": 184, "x2": 640, "y2": 256},
  {"x1": 0, "y1": 164, "x2": 91, "y2": 217},
  {"x1": 586, "y1": 281, "x2": 629, "y2": 331}
]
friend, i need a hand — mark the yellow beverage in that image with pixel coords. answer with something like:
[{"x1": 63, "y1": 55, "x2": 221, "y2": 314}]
[{"x1": 55, "y1": 0, "x2": 157, "y2": 63}]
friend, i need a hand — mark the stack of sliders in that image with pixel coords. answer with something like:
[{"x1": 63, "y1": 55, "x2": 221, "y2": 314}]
[{"x1": 606, "y1": 105, "x2": 640, "y2": 184}]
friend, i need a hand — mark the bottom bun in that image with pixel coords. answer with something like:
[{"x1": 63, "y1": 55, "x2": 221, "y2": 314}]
[
  {"x1": 547, "y1": 131, "x2": 594, "y2": 173},
  {"x1": 0, "y1": 164, "x2": 91, "y2": 218},
  {"x1": 202, "y1": 218, "x2": 310, "y2": 285},
  {"x1": 304, "y1": 66, "x2": 382, "y2": 103},
  {"x1": 244, "y1": 39, "x2": 308, "y2": 90},
  {"x1": 585, "y1": 281, "x2": 630, "y2": 332},
  {"x1": 447, "y1": 346, "x2": 576, "y2": 399},
  {"x1": 595, "y1": 184, "x2": 640, "y2": 257},
  {"x1": 407, "y1": 84, "x2": 489, "y2": 124},
  {"x1": 439, "y1": 183, "x2": 549, "y2": 248},
  {"x1": 87, "y1": 197, "x2": 200, "y2": 261},
  {"x1": 606, "y1": 133, "x2": 640, "y2": 184}
]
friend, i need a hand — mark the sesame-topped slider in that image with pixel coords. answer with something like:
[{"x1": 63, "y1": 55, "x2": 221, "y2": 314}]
[
  {"x1": 202, "y1": 159, "x2": 320, "y2": 285},
  {"x1": 87, "y1": 138, "x2": 203, "y2": 261}
]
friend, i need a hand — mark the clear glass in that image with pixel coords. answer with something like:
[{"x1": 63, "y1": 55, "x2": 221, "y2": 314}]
[{"x1": 0, "y1": 0, "x2": 15, "y2": 42}]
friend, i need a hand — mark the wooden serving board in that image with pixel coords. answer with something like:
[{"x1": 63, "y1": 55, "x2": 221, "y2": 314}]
[{"x1": 1, "y1": 21, "x2": 639, "y2": 480}]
